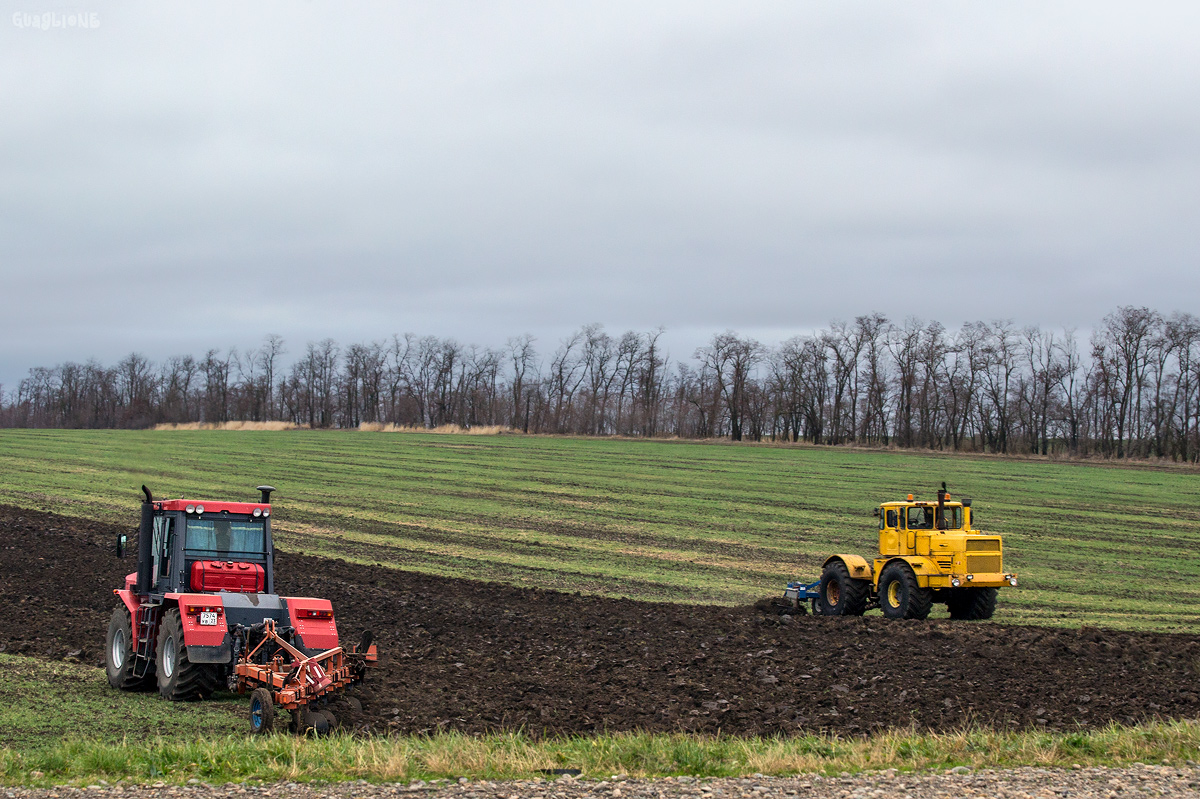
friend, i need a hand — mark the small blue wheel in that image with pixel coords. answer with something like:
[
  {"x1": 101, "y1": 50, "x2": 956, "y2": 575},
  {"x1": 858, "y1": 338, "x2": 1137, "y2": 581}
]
[{"x1": 249, "y1": 688, "x2": 275, "y2": 735}]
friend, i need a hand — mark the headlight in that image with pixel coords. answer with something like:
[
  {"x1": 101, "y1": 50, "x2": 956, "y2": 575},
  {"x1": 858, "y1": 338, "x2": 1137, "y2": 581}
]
[
  {"x1": 951, "y1": 577, "x2": 961, "y2": 587},
  {"x1": 185, "y1": 505, "x2": 195, "y2": 514},
  {"x1": 966, "y1": 574, "x2": 974, "y2": 582},
  {"x1": 195, "y1": 505, "x2": 205, "y2": 514},
  {"x1": 253, "y1": 507, "x2": 262, "y2": 517},
  {"x1": 1008, "y1": 577, "x2": 1018, "y2": 586}
]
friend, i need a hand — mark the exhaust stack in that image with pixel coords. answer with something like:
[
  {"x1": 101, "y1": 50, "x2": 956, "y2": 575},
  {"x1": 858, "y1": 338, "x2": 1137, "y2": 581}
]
[{"x1": 135, "y1": 485, "x2": 154, "y2": 594}]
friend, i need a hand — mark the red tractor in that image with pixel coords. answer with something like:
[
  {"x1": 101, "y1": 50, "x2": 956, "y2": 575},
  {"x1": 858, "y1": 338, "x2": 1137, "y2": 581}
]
[{"x1": 105, "y1": 485, "x2": 375, "y2": 734}]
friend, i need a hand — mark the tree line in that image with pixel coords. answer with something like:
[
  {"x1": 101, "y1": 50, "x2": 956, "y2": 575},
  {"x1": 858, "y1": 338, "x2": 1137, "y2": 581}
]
[{"x1": 3, "y1": 306, "x2": 1199, "y2": 461}]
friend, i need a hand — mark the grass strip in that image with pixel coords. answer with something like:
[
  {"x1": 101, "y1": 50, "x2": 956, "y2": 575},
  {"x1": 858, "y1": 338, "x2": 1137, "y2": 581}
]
[{"x1": 3, "y1": 722, "x2": 1200, "y2": 786}]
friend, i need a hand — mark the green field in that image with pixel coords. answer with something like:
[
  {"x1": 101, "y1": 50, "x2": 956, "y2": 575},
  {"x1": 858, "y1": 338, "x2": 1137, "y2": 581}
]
[{"x1": 1, "y1": 429, "x2": 1198, "y2": 631}]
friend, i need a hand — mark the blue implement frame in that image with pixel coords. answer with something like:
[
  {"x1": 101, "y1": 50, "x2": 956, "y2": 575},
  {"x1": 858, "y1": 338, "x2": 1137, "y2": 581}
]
[{"x1": 783, "y1": 580, "x2": 822, "y2": 613}]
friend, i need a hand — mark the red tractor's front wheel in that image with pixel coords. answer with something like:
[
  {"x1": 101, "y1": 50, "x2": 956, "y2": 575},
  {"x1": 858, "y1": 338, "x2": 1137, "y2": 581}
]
[{"x1": 105, "y1": 607, "x2": 153, "y2": 690}]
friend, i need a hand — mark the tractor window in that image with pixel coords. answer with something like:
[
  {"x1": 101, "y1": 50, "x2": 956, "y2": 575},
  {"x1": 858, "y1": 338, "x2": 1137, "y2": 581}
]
[
  {"x1": 885, "y1": 509, "x2": 898, "y2": 528},
  {"x1": 906, "y1": 506, "x2": 933, "y2": 529},
  {"x1": 939, "y1": 506, "x2": 964, "y2": 530},
  {"x1": 185, "y1": 519, "x2": 266, "y2": 559},
  {"x1": 151, "y1": 516, "x2": 174, "y2": 580}
]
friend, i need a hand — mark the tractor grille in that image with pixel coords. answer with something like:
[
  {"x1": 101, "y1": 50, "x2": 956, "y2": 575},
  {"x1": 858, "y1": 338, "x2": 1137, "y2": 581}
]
[
  {"x1": 934, "y1": 556, "x2": 953, "y2": 571},
  {"x1": 968, "y1": 554, "x2": 1002, "y2": 573},
  {"x1": 966, "y1": 539, "x2": 1000, "y2": 552}
]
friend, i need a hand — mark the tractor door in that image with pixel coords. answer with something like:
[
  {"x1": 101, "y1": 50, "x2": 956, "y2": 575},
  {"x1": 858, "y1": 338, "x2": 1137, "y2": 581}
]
[
  {"x1": 879, "y1": 506, "x2": 901, "y2": 555},
  {"x1": 150, "y1": 514, "x2": 177, "y2": 593},
  {"x1": 905, "y1": 506, "x2": 933, "y2": 556}
]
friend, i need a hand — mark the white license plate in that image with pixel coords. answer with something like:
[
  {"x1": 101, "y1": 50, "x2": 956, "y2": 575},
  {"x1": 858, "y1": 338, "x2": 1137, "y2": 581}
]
[{"x1": 199, "y1": 612, "x2": 218, "y2": 626}]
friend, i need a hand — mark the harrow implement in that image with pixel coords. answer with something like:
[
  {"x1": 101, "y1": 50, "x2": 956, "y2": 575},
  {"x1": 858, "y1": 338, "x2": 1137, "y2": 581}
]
[{"x1": 234, "y1": 619, "x2": 376, "y2": 735}]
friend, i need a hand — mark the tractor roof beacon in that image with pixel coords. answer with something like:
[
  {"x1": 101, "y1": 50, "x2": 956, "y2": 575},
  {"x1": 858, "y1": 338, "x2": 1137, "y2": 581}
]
[
  {"x1": 105, "y1": 485, "x2": 376, "y2": 735},
  {"x1": 783, "y1": 483, "x2": 1018, "y2": 621}
]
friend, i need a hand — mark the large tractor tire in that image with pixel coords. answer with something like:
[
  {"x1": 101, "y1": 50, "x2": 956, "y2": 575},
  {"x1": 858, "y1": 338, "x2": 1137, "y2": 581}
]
[
  {"x1": 156, "y1": 608, "x2": 220, "y2": 701},
  {"x1": 879, "y1": 562, "x2": 933, "y2": 620},
  {"x1": 818, "y1": 561, "x2": 869, "y2": 616},
  {"x1": 947, "y1": 587, "x2": 998, "y2": 620},
  {"x1": 105, "y1": 606, "x2": 153, "y2": 690}
]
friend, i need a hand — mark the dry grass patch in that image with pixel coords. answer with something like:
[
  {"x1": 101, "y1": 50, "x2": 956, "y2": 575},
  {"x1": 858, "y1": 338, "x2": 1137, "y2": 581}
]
[
  {"x1": 357, "y1": 422, "x2": 513, "y2": 435},
  {"x1": 153, "y1": 421, "x2": 305, "y2": 431}
]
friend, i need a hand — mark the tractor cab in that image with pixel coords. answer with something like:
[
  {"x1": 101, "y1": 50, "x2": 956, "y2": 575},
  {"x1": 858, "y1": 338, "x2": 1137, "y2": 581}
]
[
  {"x1": 127, "y1": 486, "x2": 275, "y2": 598},
  {"x1": 875, "y1": 486, "x2": 972, "y2": 560}
]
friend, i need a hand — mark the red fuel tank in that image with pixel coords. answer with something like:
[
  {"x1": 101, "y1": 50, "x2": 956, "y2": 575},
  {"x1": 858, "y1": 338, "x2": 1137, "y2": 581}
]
[{"x1": 190, "y1": 560, "x2": 265, "y2": 593}]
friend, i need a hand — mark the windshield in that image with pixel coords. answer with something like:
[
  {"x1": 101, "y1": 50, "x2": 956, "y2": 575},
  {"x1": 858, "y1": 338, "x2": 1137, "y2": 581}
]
[
  {"x1": 184, "y1": 518, "x2": 265, "y2": 559},
  {"x1": 906, "y1": 506, "x2": 934, "y2": 529}
]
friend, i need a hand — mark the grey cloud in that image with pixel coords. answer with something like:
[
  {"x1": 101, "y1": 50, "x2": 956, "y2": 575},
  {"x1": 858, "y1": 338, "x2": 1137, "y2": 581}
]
[{"x1": 2, "y1": 1, "x2": 1199, "y2": 388}]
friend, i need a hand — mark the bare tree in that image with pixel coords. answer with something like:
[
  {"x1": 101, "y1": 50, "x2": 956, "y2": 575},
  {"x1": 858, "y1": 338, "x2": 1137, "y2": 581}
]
[
  {"x1": 1095, "y1": 306, "x2": 1159, "y2": 457},
  {"x1": 507, "y1": 334, "x2": 537, "y2": 432},
  {"x1": 696, "y1": 331, "x2": 764, "y2": 441},
  {"x1": 856, "y1": 313, "x2": 891, "y2": 444}
]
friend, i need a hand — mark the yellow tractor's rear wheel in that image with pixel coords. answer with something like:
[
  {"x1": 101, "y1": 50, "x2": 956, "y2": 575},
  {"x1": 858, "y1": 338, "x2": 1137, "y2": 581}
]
[
  {"x1": 879, "y1": 562, "x2": 933, "y2": 620},
  {"x1": 818, "y1": 561, "x2": 869, "y2": 616}
]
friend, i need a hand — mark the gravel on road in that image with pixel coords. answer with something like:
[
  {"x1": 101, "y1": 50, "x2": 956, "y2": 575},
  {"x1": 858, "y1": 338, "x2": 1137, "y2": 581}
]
[{"x1": 6, "y1": 763, "x2": 1200, "y2": 799}]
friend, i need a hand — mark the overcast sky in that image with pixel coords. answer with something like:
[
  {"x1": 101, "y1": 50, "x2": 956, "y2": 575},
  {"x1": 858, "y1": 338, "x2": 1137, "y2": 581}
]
[{"x1": 3, "y1": 1, "x2": 1199, "y2": 389}]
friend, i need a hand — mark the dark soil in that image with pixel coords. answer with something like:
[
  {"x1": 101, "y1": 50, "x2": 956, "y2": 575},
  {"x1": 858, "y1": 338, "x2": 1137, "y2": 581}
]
[{"x1": 3, "y1": 503, "x2": 1199, "y2": 738}]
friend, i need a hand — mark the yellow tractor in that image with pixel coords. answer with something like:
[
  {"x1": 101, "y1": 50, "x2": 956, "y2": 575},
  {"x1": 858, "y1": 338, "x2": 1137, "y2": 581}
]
[{"x1": 786, "y1": 484, "x2": 1017, "y2": 620}]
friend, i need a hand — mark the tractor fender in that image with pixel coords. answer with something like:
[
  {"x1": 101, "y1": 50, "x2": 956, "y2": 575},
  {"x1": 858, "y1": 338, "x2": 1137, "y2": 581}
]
[
  {"x1": 879, "y1": 557, "x2": 941, "y2": 577},
  {"x1": 114, "y1": 587, "x2": 140, "y2": 617},
  {"x1": 160, "y1": 594, "x2": 235, "y2": 664},
  {"x1": 163, "y1": 593, "x2": 229, "y2": 647},
  {"x1": 283, "y1": 597, "x2": 340, "y2": 651},
  {"x1": 822, "y1": 554, "x2": 872, "y2": 581}
]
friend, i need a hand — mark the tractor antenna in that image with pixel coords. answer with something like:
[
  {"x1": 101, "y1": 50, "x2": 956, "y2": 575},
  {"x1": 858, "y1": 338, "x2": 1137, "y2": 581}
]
[
  {"x1": 257, "y1": 485, "x2": 276, "y2": 504},
  {"x1": 141, "y1": 485, "x2": 153, "y2": 503}
]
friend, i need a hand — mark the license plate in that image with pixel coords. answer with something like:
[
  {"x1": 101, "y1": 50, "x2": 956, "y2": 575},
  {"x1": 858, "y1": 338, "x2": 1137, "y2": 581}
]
[{"x1": 199, "y1": 612, "x2": 218, "y2": 626}]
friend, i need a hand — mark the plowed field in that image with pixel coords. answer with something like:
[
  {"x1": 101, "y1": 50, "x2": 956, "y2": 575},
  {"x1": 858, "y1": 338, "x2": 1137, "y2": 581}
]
[{"x1": 2, "y1": 503, "x2": 1199, "y2": 738}]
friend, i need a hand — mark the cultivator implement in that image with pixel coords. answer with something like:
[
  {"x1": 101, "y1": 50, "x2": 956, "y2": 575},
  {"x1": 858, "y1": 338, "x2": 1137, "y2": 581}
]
[{"x1": 234, "y1": 619, "x2": 376, "y2": 735}]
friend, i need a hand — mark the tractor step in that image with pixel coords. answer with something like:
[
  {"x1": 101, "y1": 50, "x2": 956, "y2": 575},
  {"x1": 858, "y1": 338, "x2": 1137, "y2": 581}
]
[{"x1": 133, "y1": 602, "x2": 161, "y2": 676}]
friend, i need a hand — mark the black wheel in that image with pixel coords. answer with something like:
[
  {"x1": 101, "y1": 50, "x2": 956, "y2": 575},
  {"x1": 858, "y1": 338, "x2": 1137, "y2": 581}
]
[
  {"x1": 879, "y1": 562, "x2": 933, "y2": 620},
  {"x1": 317, "y1": 708, "x2": 338, "y2": 730},
  {"x1": 947, "y1": 587, "x2": 998, "y2": 620},
  {"x1": 105, "y1": 606, "x2": 153, "y2": 690},
  {"x1": 818, "y1": 561, "x2": 869, "y2": 616},
  {"x1": 249, "y1": 688, "x2": 275, "y2": 735},
  {"x1": 156, "y1": 608, "x2": 220, "y2": 701},
  {"x1": 289, "y1": 705, "x2": 324, "y2": 735},
  {"x1": 293, "y1": 705, "x2": 330, "y2": 736}
]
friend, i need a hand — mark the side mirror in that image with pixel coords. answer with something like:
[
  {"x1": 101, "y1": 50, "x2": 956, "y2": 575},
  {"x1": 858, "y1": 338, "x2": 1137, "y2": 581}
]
[
  {"x1": 116, "y1": 533, "x2": 128, "y2": 558},
  {"x1": 872, "y1": 507, "x2": 880, "y2": 517}
]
